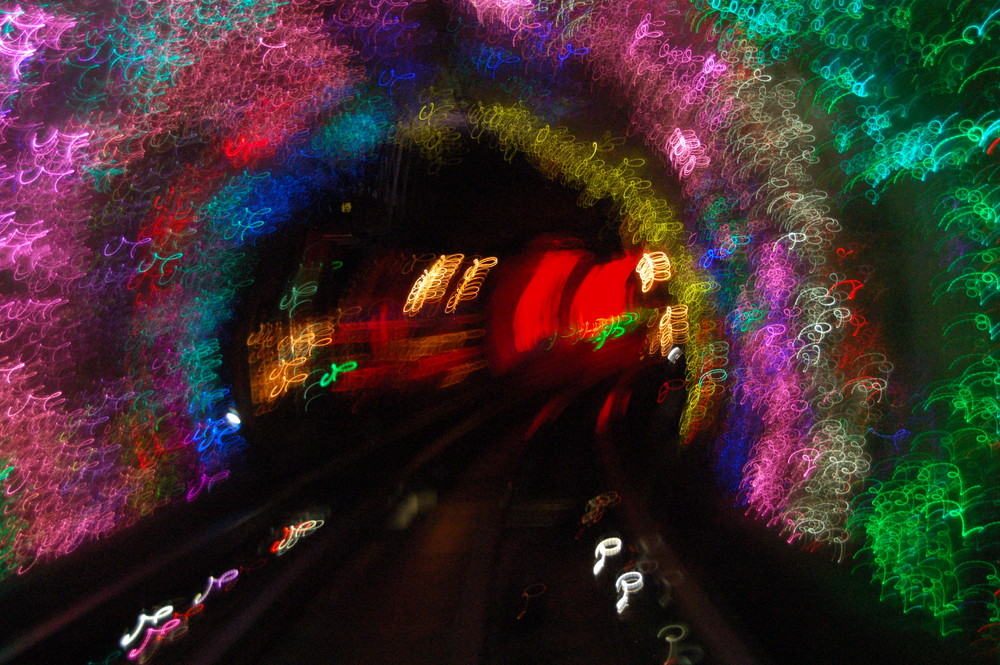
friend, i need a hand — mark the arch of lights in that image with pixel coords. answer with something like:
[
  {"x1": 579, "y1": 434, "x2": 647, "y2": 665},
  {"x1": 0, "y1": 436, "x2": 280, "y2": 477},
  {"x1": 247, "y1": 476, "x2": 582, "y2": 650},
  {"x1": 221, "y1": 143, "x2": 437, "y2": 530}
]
[{"x1": 0, "y1": 0, "x2": 998, "y2": 650}]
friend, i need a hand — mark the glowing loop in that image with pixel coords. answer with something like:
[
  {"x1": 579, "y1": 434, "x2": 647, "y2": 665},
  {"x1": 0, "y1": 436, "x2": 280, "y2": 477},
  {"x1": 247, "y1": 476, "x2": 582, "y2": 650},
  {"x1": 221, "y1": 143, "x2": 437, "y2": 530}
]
[
  {"x1": 280, "y1": 281, "x2": 319, "y2": 317},
  {"x1": 658, "y1": 623, "x2": 689, "y2": 665},
  {"x1": 658, "y1": 623, "x2": 687, "y2": 642},
  {"x1": 185, "y1": 470, "x2": 230, "y2": 502},
  {"x1": 121, "y1": 605, "x2": 174, "y2": 648},
  {"x1": 558, "y1": 43, "x2": 589, "y2": 66},
  {"x1": 615, "y1": 572, "x2": 644, "y2": 614},
  {"x1": 445, "y1": 256, "x2": 499, "y2": 313},
  {"x1": 271, "y1": 519, "x2": 325, "y2": 555},
  {"x1": 191, "y1": 569, "x2": 239, "y2": 605},
  {"x1": 319, "y1": 361, "x2": 358, "y2": 387},
  {"x1": 377, "y1": 69, "x2": 415, "y2": 95},
  {"x1": 485, "y1": 48, "x2": 520, "y2": 77},
  {"x1": 650, "y1": 305, "x2": 689, "y2": 356},
  {"x1": 666, "y1": 127, "x2": 710, "y2": 178},
  {"x1": 127, "y1": 618, "x2": 182, "y2": 660},
  {"x1": 404, "y1": 254, "x2": 464, "y2": 316},
  {"x1": 594, "y1": 537, "x2": 623, "y2": 576},
  {"x1": 635, "y1": 252, "x2": 672, "y2": 292},
  {"x1": 516, "y1": 583, "x2": 546, "y2": 620}
]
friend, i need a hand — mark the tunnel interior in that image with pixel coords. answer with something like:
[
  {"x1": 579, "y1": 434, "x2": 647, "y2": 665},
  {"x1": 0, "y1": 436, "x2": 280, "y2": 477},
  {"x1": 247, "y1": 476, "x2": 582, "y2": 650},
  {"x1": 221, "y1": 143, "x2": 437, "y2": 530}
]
[{"x1": 0, "y1": 1, "x2": 998, "y2": 664}]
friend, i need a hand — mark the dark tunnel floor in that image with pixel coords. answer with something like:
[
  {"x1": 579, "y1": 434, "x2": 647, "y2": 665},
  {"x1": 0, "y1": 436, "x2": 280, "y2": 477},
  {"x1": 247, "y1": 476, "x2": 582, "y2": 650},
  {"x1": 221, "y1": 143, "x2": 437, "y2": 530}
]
[
  {"x1": 251, "y1": 414, "x2": 614, "y2": 665},
  {"x1": 0, "y1": 373, "x2": 981, "y2": 665}
]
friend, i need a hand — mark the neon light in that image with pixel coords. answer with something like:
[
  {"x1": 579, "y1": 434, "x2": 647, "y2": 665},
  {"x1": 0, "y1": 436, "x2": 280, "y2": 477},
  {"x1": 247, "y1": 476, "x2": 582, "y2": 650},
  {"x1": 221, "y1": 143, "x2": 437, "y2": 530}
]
[
  {"x1": 120, "y1": 605, "x2": 175, "y2": 648},
  {"x1": 558, "y1": 43, "x2": 589, "y2": 67},
  {"x1": 191, "y1": 569, "x2": 240, "y2": 605},
  {"x1": 319, "y1": 361, "x2": 358, "y2": 387},
  {"x1": 185, "y1": 470, "x2": 230, "y2": 502},
  {"x1": 569, "y1": 255, "x2": 638, "y2": 329},
  {"x1": 588, "y1": 312, "x2": 641, "y2": 350},
  {"x1": 649, "y1": 305, "x2": 689, "y2": 355},
  {"x1": 271, "y1": 519, "x2": 325, "y2": 555},
  {"x1": 377, "y1": 69, "x2": 416, "y2": 95},
  {"x1": 658, "y1": 624, "x2": 689, "y2": 665},
  {"x1": 666, "y1": 127, "x2": 710, "y2": 178},
  {"x1": 828, "y1": 279, "x2": 865, "y2": 300},
  {"x1": 513, "y1": 251, "x2": 585, "y2": 352},
  {"x1": 280, "y1": 280, "x2": 319, "y2": 318},
  {"x1": 635, "y1": 252, "x2": 672, "y2": 292},
  {"x1": 615, "y1": 572, "x2": 644, "y2": 614},
  {"x1": 404, "y1": 254, "x2": 464, "y2": 316},
  {"x1": 594, "y1": 537, "x2": 622, "y2": 576},
  {"x1": 127, "y1": 618, "x2": 182, "y2": 661},
  {"x1": 657, "y1": 379, "x2": 686, "y2": 403},
  {"x1": 445, "y1": 257, "x2": 499, "y2": 313}
]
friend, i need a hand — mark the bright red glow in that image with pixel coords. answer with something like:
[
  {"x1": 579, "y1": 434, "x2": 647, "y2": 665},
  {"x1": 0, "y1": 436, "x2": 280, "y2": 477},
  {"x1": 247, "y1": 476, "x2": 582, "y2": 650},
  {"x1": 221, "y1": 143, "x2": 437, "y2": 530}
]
[
  {"x1": 513, "y1": 251, "x2": 586, "y2": 352},
  {"x1": 569, "y1": 254, "x2": 637, "y2": 330},
  {"x1": 223, "y1": 135, "x2": 272, "y2": 167},
  {"x1": 223, "y1": 98, "x2": 292, "y2": 167}
]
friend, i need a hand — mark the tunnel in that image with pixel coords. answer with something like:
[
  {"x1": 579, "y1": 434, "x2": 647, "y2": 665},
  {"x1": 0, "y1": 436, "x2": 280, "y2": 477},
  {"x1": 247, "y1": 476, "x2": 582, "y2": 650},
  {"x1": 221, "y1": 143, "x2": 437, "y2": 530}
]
[{"x1": 0, "y1": 1, "x2": 997, "y2": 664}]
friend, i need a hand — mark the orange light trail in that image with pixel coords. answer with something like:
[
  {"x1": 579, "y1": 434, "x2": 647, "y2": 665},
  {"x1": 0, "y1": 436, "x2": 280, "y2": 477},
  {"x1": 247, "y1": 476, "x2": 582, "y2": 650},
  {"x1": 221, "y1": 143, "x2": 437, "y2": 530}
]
[
  {"x1": 635, "y1": 251, "x2": 672, "y2": 292},
  {"x1": 445, "y1": 256, "x2": 498, "y2": 313},
  {"x1": 404, "y1": 253, "x2": 464, "y2": 316}
]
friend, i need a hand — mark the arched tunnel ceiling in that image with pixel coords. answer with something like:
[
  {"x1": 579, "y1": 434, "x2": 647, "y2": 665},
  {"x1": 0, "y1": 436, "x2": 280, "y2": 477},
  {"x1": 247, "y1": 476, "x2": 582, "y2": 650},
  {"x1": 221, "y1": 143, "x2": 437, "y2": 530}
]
[{"x1": 1, "y1": 0, "x2": 999, "y2": 658}]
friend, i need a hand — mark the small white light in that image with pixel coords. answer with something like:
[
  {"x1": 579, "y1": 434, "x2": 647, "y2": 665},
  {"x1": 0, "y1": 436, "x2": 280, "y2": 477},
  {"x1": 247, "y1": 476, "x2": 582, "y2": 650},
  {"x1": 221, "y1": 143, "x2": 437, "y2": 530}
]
[
  {"x1": 667, "y1": 347, "x2": 683, "y2": 363},
  {"x1": 225, "y1": 409, "x2": 241, "y2": 427},
  {"x1": 594, "y1": 537, "x2": 623, "y2": 576},
  {"x1": 615, "y1": 572, "x2": 644, "y2": 614}
]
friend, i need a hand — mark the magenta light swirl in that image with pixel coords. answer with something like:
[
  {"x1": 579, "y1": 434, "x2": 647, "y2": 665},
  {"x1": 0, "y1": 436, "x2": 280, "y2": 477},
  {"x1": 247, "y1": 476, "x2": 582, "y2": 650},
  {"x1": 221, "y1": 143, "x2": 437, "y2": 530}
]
[{"x1": 0, "y1": 1, "x2": 363, "y2": 578}]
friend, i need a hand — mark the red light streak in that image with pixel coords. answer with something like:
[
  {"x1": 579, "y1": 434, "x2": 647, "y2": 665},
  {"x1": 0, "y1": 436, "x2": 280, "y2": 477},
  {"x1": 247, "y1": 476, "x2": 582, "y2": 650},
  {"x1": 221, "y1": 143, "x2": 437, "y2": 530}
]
[
  {"x1": 828, "y1": 279, "x2": 865, "y2": 300},
  {"x1": 569, "y1": 254, "x2": 636, "y2": 330},
  {"x1": 513, "y1": 251, "x2": 585, "y2": 352}
]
